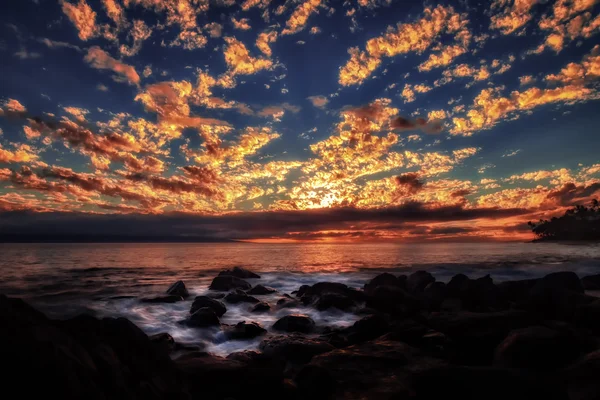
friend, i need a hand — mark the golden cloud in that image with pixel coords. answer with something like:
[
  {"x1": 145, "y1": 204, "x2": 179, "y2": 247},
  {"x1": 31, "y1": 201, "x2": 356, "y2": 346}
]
[
  {"x1": 307, "y1": 95, "x2": 329, "y2": 108},
  {"x1": 85, "y1": 46, "x2": 141, "y2": 86},
  {"x1": 223, "y1": 37, "x2": 273, "y2": 76},
  {"x1": 489, "y1": 0, "x2": 539, "y2": 35},
  {"x1": 282, "y1": 0, "x2": 322, "y2": 35},
  {"x1": 231, "y1": 17, "x2": 251, "y2": 31},
  {"x1": 61, "y1": 0, "x2": 98, "y2": 41},
  {"x1": 0, "y1": 144, "x2": 39, "y2": 164},
  {"x1": 256, "y1": 31, "x2": 278, "y2": 57}
]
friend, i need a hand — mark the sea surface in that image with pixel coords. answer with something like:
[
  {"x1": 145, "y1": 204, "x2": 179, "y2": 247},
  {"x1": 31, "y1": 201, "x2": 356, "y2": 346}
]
[{"x1": 1, "y1": 242, "x2": 600, "y2": 355}]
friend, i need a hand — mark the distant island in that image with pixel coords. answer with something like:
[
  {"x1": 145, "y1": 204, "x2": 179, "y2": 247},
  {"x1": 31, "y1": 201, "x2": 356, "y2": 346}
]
[{"x1": 529, "y1": 199, "x2": 600, "y2": 242}]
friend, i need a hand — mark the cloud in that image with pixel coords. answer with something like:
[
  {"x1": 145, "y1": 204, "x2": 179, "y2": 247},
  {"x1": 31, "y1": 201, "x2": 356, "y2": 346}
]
[
  {"x1": 231, "y1": 17, "x2": 251, "y2": 31},
  {"x1": 489, "y1": 0, "x2": 539, "y2": 35},
  {"x1": 255, "y1": 31, "x2": 278, "y2": 57},
  {"x1": 310, "y1": 26, "x2": 321, "y2": 34},
  {"x1": 96, "y1": 84, "x2": 109, "y2": 91},
  {"x1": 205, "y1": 22, "x2": 223, "y2": 38},
  {"x1": 14, "y1": 49, "x2": 41, "y2": 59},
  {"x1": 101, "y1": 0, "x2": 126, "y2": 26},
  {"x1": 241, "y1": 0, "x2": 271, "y2": 11},
  {"x1": 119, "y1": 20, "x2": 152, "y2": 56},
  {"x1": 282, "y1": 0, "x2": 322, "y2": 35},
  {"x1": 394, "y1": 173, "x2": 424, "y2": 194},
  {"x1": 223, "y1": 37, "x2": 273, "y2": 77},
  {"x1": 257, "y1": 103, "x2": 301, "y2": 120},
  {"x1": 61, "y1": 0, "x2": 98, "y2": 41},
  {"x1": 307, "y1": 95, "x2": 329, "y2": 108},
  {"x1": 0, "y1": 144, "x2": 39, "y2": 164},
  {"x1": 38, "y1": 37, "x2": 82, "y2": 52},
  {"x1": 84, "y1": 46, "x2": 141, "y2": 86}
]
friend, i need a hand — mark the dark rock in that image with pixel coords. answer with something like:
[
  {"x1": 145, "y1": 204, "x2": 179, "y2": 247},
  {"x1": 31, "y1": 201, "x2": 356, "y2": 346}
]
[
  {"x1": 273, "y1": 314, "x2": 316, "y2": 333},
  {"x1": 565, "y1": 350, "x2": 600, "y2": 400},
  {"x1": 295, "y1": 365, "x2": 335, "y2": 399},
  {"x1": 209, "y1": 275, "x2": 252, "y2": 291},
  {"x1": 497, "y1": 278, "x2": 539, "y2": 304},
  {"x1": 581, "y1": 274, "x2": 600, "y2": 290},
  {"x1": 529, "y1": 273, "x2": 594, "y2": 320},
  {"x1": 149, "y1": 332, "x2": 175, "y2": 352},
  {"x1": 494, "y1": 326, "x2": 580, "y2": 370},
  {"x1": 315, "y1": 292, "x2": 356, "y2": 311},
  {"x1": 364, "y1": 284, "x2": 421, "y2": 315},
  {"x1": 276, "y1": 297, "x2": 300, "y2": 309},
  {"x1": 218, "y1": 266, "x2": 260, "y2": 279},
  {"x1": 226, "y1": 350, "x2": 264, "y2": 363},
  {"x1": 224, "y1": 289, "x2": 260, "y2": 304},
  {"x1": 296, "y1": 284, "x2": 311, "y2": 297},
  {"x1": 461, "y1": 275, "x2": 508, "y2": 312},
  {"x1": 166, "y1": 280, "x2": 189, "y2": 298},
  {"x1": 413, "y1": 365, "x2": 568, "y2": 400},
  {"x1": 225, "y1": 321, "x2": 267, "y2": 340},
  {"x1": 248, "y1": 284, "x2": 277, "y2": 295},
  {"x1": 251, "y1": 301, "x2": 271, "y2": 312},
  {"x1": 186, "y1": 307, "x2": 220, "y2": 327},
  {"x1": 190, "y1": 296, "x2": 227, "y2": 316},
  {"x1": 299, "y1": 282, "x2": 364, "y2": 302},
  {"x1": 406, "y1": 270, "x2": 435, "y2": 293},
  {"x1": 575, "y1": 299, "x2": 600, "y2": 334},
  {"x1": 363, "y1": 273, "x2": 406, "y2": 295},
  {"x1": 260, "y1": 334, "x2": 335, "y2": 363},
  {"x1": 344, "y1": 314, "x2": 390, "y2": 345},
  {"x1": 141, "y1": 295, "x2": 183, "y2": 303},
  {"x1": 423, "y1": 281, "x2": 447, "y2": 310},
  {"x1": 531, "y1": 271, "x2": 584, "y2": 294},
  {"x1": 446, "y1": 273, "x2": 469, "y2": 297}
]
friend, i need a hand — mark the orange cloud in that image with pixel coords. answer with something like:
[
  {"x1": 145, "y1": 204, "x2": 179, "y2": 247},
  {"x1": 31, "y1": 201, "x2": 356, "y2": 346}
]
[
  {"x1": 282, "y1": 0, "x2": 322, "y2": 35},
  {"x1": 223, "y1": 37, "x2": 273, "y2": 77},
  {"x1": 489, "y1": 0, "x2": 539, "y2": 35},
  {"x1": 120, "y1": 20, "x2": 152, "y2": 56},
  {"x1": 0, "y1": 144, "x2": 39, "y2": 164},
  {"x1": 101, "y1": 0, "x2": 126, "y2": 27},
  {"x1": 85, "y1": 46, "x2": 141, "y2": 86},
  {"x1": 256, "y1": 31, "x2": 278, "y2": 57},
  {"x1": 61, "y1": 0, "x2": 98, "y2": 41},
  {"x1": 307, "y1": 95, "x2": 329, "y2": 108},
  {"x1": 231, "y1": 17, "x2": 251, "y2": 31}
]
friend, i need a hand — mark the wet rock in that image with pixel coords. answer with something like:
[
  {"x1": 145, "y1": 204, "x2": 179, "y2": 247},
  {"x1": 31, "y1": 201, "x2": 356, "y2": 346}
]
[
  {"x1": 190, "y1": 296, "x2": 227, "y2": 316},
  {"x1": 296, "y1": 284, "x2": 311, "y2": 297},
  {"x1": 299, "y1": 282, "x2": 364, "y2": 302},
  {"x1": 529, "y1": 273, "x2": 593, "y2": 320},
  {"x1": 462, "y1": 275, "x2": 508, "y2": 312},
  {"x1": 251, "y1": 301, "x2": 271, "y2": 312},
  {"x1": 315, "y1": 293, "x2": 356, "y2": 311},
  {"x1": 260, "y1": 334, "x2": 335, "y2": 363},
  {"x1": 218, "y1": 266, "x2": 260, "y2": 279},
  {"x1": 186, "y1": 307, "x2": 220, "y2": 327},
  {"x1": 295, "y1": 365, "x2": 335, "y2": 399},
  {"x1": 494, "y1": 326, "x2": 580, "y2": 370},
  {"x1": 141, "y1": 295, "x2": 183, "y2": 303},
  {"x1": 363, "y1": 273, "x2": 406, "y2": 295},
  {"x1": 225, "y1": 321, "x2": 267, "y2": 340},
  {"x1": 149, "y1": 332, "x2": 175, "y2": 352},
  {"x1": 532, "y1": 271, "x2": 584, "y2": 294},
  {"x1": 407, "y1": 270, "x2": 435, "y2": 293},
  {"x1": 273, "y1": 314, "x2": 316, "y2": 333},
  {"x1": 582, "y1": 274, "x2": 600, "y2": 291},
  {"x1": 565, "y1": 350, "x2": 600, "y2": 400},
  {"x1": 364, "y1": 285, "x2": 421, "y2": 315},
  {"x1": 342, "y1": 314, "x2": 390, "y2": 346},
  {"x1": 248, "y1": 284, "x2": 277, "y2": 295},
  {"x1": 166, "y1": 280, "x2": 189, "y2": 299},
  {"x1": 423, "y1": 281, "x2": 447, "y2": 310},
  {"x1": 446, "y1": 273, "x2": 470, "y2": 297},
  {"x1": 224, "y1": 289, "x2": 260, "y2": 304},
  {"x1": 497, "y1": 278, "x2": 539, "y2": 304},
  {"x1": 209, "y1": 275, "x2": 252, "y2": 291},
  {"x1": 276, "y1": 297, "x2": 300, "y2": 309}
]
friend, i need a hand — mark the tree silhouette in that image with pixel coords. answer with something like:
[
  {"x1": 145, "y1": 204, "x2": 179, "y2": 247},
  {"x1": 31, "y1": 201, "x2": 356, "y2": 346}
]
[{"x1": 528, "y1": 199, "x2": 600, "y2": 241}]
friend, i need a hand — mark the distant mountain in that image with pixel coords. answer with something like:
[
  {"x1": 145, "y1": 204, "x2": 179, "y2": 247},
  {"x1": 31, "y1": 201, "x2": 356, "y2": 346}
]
[{"x1": 529, "y1": 199, "x2": 600, "y2": 242}]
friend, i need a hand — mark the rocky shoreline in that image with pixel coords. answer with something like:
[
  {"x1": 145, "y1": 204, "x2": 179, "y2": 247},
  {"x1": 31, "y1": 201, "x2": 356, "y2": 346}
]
[{"x1": 3, "y1": 267, "x2": 600, "y2": 399}]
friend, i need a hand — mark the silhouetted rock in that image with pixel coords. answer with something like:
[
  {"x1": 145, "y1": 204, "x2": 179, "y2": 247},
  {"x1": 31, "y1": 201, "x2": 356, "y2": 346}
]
[
  {"x1": 529, "y1": 272, "x2": 592, "y2": 320},
  {"x1": 248, "y1": 284, "x2": 277, "y2": 295},
  {"x1": 315, "y1": 292, "x2": 356, "y2": 311},
  {"x1": 497, "y1": 278, "x2": 539, "y2": 304},
  {"x1": 225, "y1": 321, "x2": 267, "y2": 340},
  {"x1": 251, "y1": 301, "x2": 271, "y2": 312},
  {"x1": 141, "y1": 294, "x2": 183, "y2": 303},
  {"x1": 149, "y1": 332, "x2": 175, "y2": 352},
  {"x1": 273, "y1": 314, "x2": 316, "y2": 333},
  {"x1": 565, "y1": 350, "x2": 600, "y2": 400},
  {"x1": 363, "y1": 273, "x2": 406, "y2": 295},
  {"x1": 365, "y1": 284, "x2": 421, "y2": 315},
  {"x1": 328, "y1": 314, "x2": 390, "y2": 347},
  {"x1": 463, "y1": 275, "x2": 508, "y2": 312},
  {"x1": 295, "y1": 365, "x2": 335, "y2": 399},
  {"x1": 260, "y1": 334, "x2": 335, "y2": 363},
  {"x1": 532, "y1": 271, "x2": 584, "y2": 294},
  {"x1": 407, "y1": 270, "x2": 435, "y2": 293},
  {"x1": 575, "y1": 299, "x2": 600, "y2": 334},
  {"x1": 190, "y1": 295, "x2": 227, "y2": 316},
  {"x1": 186, "y1": 307, "x2": 220, "y2": 327},
  {"x1": 209, "y1": 275, "x2": 252, "y2": 291},
  {"x1": 446, "y1": 273, "x2": 469, "y2": 297},
  {"x1": 218, "y1": 266, "x2": 260, "y2": 279},
  {"x1": 166, "y1": 280, "x2": 189, "y2": 298},
  {"x1": 581, "y1": 273, "x2": 600, "y2": 290},
  {"x1": 224, "y1": 289, "x2": 260, "y2": 304},
  {"x1": 276, "y1": 297, "x2": 300, "y2": 309},
  {"x1": 494, "y1": 326, "x2": 580, "y2": 370},
  {"x1": 423, "y1": 281, "x2": 447, "y2": 310},
  {"x1": 299, "y1": 282, "x2": 364, "y2": 302}
]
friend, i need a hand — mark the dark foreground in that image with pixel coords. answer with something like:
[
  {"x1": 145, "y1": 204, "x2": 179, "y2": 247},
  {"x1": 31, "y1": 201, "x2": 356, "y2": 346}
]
[{"x1": 3, "y1": 268, "x2": 600, "y2": 400}]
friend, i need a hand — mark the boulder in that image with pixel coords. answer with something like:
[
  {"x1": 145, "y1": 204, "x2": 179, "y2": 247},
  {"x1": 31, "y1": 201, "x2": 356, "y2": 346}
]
[
  {"x1": 315, "y1": 293, "x2": 356, "y2": 311},
  {"x1": 166, "y1": 280, "x2": 189, "y2": 298},
  {"x1": 565, "y1": 350, "x2": 600, "y2": 400},
  {"x1": 295, "y1": 365, "x2": 335, "y2": 399},
  {"x1": 446, "y1": 273, "x2": 469, "y2": 297},
  {"x1": 259, "y1": 334, "x2": 335, "y2": 363},
  {"x1": 276, "y1": 297, "x2": 300, "y2": 309},
  {"x1": 461, "y1": 275, "x2": 508, "y2": 312},
  {"x1": 363, "y1": 273, "x2": 406, "y2": 295},
  {"x1": 225, "y1": 321, "x2": 267, "y2": 340},
  {"x1": 224, "y1": 290, "x2": 260, "y2": 304},
  {"x1": 364, "y1": 285, "x2": 421, "y2": 315},
  {"x1": 141, "y1": 295, "x2": 183, "y2": 303},
  {"x1": 190, "y1": 296, "x2": 227, "y2": 316},
  {"x1": 529, "y1": 273, "x2": 593, "y2": 320},
  {"x1": 341, "y1": 314, "x2": 390, "y2": 346},
  {"x1": 218, "y1": 266, "x2": 260, "y2": 279},
  {"x1": 422, "y1": 281, "x2": 447, "y2": 310},
  {"x1": 581, "y1": 274, "x2": 600, "y2": 291},
  {"x1": 251, "y1": 301, "x2": 271, "y2": 312},
  {"x1": 186, "y1": 307, "x2": 220, "y2": 327},
  {"x1": 497, "y1": 278, "x2": 539, "y2": 304},
  {"x1": 248, "y1": 284, "x2": 277, "y2": 295},
  {"x1": 149, "y1": 332, "x2": 175, "y2": 352},
  {"x1": 273, "y1": 314, "x2": 316, "y2": 333},
  {"x1": 575, "y1": 299, "x2": 600, "y2": 334},
  {"x1": 531, "y1": 271, "x2": 584, "y2": 294},
  {"x1": 209, "y1": 275, "x2": 251, "y2": 291},
  {"x1": 494, "y1": 326, "x2": 580, "y2": 370},
  {"x1": 406, "y1": 270, "x2": 435, "y2": 293},
  {"x1": 299, "y1": 282, "x2": 364, "y2": 302}
]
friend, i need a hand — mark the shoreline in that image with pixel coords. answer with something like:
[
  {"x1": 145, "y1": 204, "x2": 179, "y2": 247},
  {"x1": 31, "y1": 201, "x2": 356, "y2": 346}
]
[{"x1": 3, "y1": 266, "x2": 600, "y2": 399}]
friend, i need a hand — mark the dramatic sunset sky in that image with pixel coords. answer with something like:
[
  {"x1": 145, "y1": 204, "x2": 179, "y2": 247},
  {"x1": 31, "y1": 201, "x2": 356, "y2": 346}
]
[{"x1": 0, "y1": 0, "x2": 599, "y2": 242}]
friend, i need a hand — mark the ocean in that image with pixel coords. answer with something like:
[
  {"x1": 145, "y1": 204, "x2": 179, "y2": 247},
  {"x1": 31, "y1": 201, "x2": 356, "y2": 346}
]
[{"x1": 1, "y1": 242, "x2": 599, "y2": 355}]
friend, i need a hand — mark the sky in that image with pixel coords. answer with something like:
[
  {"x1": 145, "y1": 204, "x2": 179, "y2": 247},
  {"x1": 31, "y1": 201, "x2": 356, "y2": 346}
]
[{"x1": 0, "y1": 0, "x2": 599, "y2": 242}]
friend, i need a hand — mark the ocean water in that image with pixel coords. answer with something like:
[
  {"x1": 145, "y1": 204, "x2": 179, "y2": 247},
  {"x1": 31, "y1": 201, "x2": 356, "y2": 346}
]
[{"x1": 1, "y1": 242, "x2": 599, "y2": 355}]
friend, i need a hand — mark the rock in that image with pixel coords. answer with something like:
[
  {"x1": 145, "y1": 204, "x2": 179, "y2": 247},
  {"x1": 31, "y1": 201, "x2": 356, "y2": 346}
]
[
  {"x1": 226, "y1": 350, "x2": 264, "y2": 363},
  {"x1": 315, "y1": 293, "x2": 356, "y2": 311},
  {"x1": 218, "y1": 266, "x2": 260, "y2": 279},
  {"x1": 413, "y1": 365, "x2": 568, "y2": 400},
  {"x1": 565, "y1": 350, "x2": 600, "y2": 400},
  {"x1": 190, "y1": 296, "x2": 227, "y2": 316},
  {"x1": 225, "y1": 321, "x2": 267, "y2": 340},
  {"x1": 248, "y1": 284, "x2": 277, "y2": 295},
  {"x1": 345, "y1": 314, "x2": 390, "y2": 345},
  {"x1": 497, "y1": 278, "x2": 539, "y2": 304},
  {"x1": 186, "y1": 307, "x2": 220, "y2": 327},
  {"x1": 575, "y1": 299, "x2": 600, "y2": 334},
  {"x1": 141, "y1": 295, "x2": 183, "y2": 303},
  {"x1": 166, "y1": 280, "x2": 189, "y2": 298},
  {"x1": 581, "y1": 274, "x2": 600, "y2": 291},
  {"x1": 406, "y1": 270, "x2": 435, "y2": 293},
  {"x1": 224, "y1": 289, "x2": 260, "y2": 304},
  {"x1": 251, "y1": 301, "x2": 271, "y2": 312},
  {"x1": 461, "y1": 275, "x2": 508, "y2": 312},
  {"x1": 296, "y1": 284, "x2": 311, "y2": 297},
  {"x1": 259, "y1": 334, "x2": 335, "y2": 363},
  {"x1": 364, "y1": 284, "x2": 421, "y2": 315},
  {"x1": 149, "y1": 332, "x2": 175, "y2": 352},
  {"x1": 273, "y1": 314, "x2": 316, "y2": 333},
  {"x1": 209, "y1": 275, "x2": 251, "y2": 291},
  {"x1": 423, "y1": 281, "x2": 447, "y2": 310},
  {"x1": 299, "y1": 282, "x2": 364, "y2": 302},
  {"x1": 276, "y1": 297, "x2": 300, "y2": 309},
  {"x1": 532, "y1": 271, "x2": 584, "y2": 294},
  {"x1": 363, "y1": 273, "x2": 406, "y2": 295},
  {"x1": 295, "y1": 365, "x2": 335, "y2": 399},
  {"x1": 446, "y1": 273, "x2": 469, "y2": 297},
  {"x1": 529, "y1": 273, "x2": 594, "y2": 320},
  {"x1": 494, "y1": 326, "x2": 580, "y2": 370}
]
